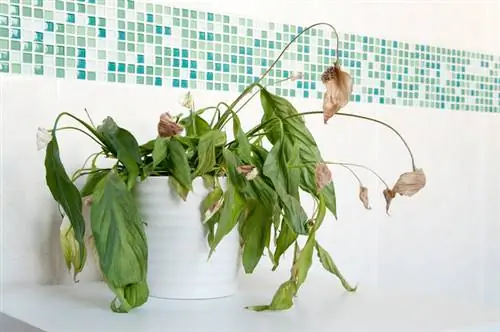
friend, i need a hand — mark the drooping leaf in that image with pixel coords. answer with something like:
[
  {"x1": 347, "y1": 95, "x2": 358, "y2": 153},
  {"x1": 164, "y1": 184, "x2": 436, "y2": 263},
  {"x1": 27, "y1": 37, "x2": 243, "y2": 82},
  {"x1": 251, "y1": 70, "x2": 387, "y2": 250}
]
[
  {"x1": 316, "y1": 241, "x2": 357, "y2": 292},
  {"x1": 168, "y1": 176, "x2": 189, "y2": 201},
  {"x1": 195, "y1": 130, "x2": 227, "y2": 176},
  {"x1": 272, "y1": 220, "x2": 297, "y2": 270},
  {"x1": 200, "y1": 186, "x2": 224, "y2": 223},
  {"x1": 166, "y1": 138, "x2": 192, "y2": 191},
  {"x1": 222, "y1": 149, "x2": 246, "y2": 189},
  {"x1": 202, "y1": 174, "x2": 215, "y2": 189},
  {"x1": 139, "y1": 139, "x2": 155, "y2": 156},
  {"x1": 241, "y1": 202, "x2": 272, "y2": 273},
  {"x1": 232, "y1": 113, "x2": 253, "y2": 163},
  {"x1": 181, "y1": 114, "x2": 211, "y2": 137},
  {"x1": 112, "y1": 280, "x2": 149, "y2": 313},
  {"x1": 209, "y1": 183, "x2": 245, "y2": 255},
  {"x1": 263, "y1": 139, "x2": 307, "y2": 235},
  {"x1": 96, "y1": 117, "x2": 141, "y2": 190},
  {"x1": 260, "y1": 88, "x2": 337, "y2": 218},
  {"x1": 45, "y1": 138, "x2": 86, "y2": 267},
  {"x1": 90, "y1": 170, "x2": 148, "y2": 313},
  {"x1": 293, "y1": 230, "x2": 316, "y2": 291},
  {"x1": 246, "y1": 280, "x2": 297, "y2": 311},
  {"x1": 80, "y1": 169, "x2": 111, "y2": 197},
  {"x1": 152, "y1": 137, "x2": 170, "y2": 169}
]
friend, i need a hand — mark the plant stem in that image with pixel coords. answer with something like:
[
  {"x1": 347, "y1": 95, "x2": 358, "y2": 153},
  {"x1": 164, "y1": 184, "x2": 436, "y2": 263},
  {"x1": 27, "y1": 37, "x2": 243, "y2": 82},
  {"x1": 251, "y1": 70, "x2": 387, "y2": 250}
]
[
  {"x1": 257, "y1": 22, "x2": 339, "y2": 85},
  {"x1": 337, "y1": 164, "x2": 363, "y2": 186},
  {"x1": 51, "y1": 112, "x2": 106, "y2": 150},
  {"x1": 71, "y1": 152, "x2": 103, "y2": 181},
  {"x1": 336, "y1": 112, "x2": 416, "y2": 171},
  {"x1": 52, "y1": 126, "x2": 105, "y2": 149}
]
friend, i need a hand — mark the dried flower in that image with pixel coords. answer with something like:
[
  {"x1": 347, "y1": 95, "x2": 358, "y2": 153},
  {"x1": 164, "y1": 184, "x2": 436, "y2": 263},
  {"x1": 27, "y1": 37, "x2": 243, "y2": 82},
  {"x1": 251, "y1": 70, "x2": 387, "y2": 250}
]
[
  {"x1": 237, "y1": 165, "x2": 259, "y2": 180},
  {"x1": 179, "y1": 91, "x2": 194, "y2": 109},
  {"x1": 83, "y1": 196, "x2": 92, "y2": 207},
  {"x1": 392, "y1": 168, "x2": 426, "y2": 197},
  {"x1": 321, "y1": 63, "x2": 353, "y2": 124},
  {"x1": 359, "y1": 186, "x2": 371, "y2": 210},
  {"x1": 290, "y1": 71, "x2": 303, "y2": 81},
  {"x1": 36, "y1": 127, "x2": 52, "y2": 150},
  {"x1": 383, "y1": 188, "x2": 396, "y2": 215},
  {"x1": 315, "y1": 163, "x2": 332, "y2": 192},
  {"x1": 157, "y1": 112, "x2": 183, "y2": 137}
]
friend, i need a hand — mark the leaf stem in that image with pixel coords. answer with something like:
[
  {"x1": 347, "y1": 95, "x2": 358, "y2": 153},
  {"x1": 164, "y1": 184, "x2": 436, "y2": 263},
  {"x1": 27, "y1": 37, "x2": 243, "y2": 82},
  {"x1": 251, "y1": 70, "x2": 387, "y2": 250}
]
[
  {"x1": 52, "y1": 126, "x2": 105, "y2": 149},
  {"x1": 337, "y1": 164, "x2": 363, "y2": 187},
  {"x1": 336, "y1": 112, "x2": 416, "y2": 171}
]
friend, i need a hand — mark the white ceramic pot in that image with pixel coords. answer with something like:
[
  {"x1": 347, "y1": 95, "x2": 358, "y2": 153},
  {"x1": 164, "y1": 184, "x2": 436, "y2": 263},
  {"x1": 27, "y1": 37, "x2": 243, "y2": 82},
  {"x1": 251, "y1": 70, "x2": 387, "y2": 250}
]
[{"x1": 133, "y1": 176, "x2": 241, "y2": 299}]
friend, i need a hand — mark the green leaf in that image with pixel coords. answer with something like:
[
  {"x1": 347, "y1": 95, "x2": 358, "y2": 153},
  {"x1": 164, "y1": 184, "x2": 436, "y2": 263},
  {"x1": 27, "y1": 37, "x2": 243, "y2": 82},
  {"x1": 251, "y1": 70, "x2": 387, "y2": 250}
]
[
  {"x1": 139, "y1": 139, "x2": 155, "y2": 156},
  {"x1": 195, "y1": 130, "x2": 227, "y2": 176},
  {"x1": 166, "y1": 138, "x2": 192, "y2": 191},
  {"x1": 259, "y1": 88, "x2": 337, "y2": 218},
  {"x1": 181, "y1": 114, "x2": 211, "y2": 136},
  {"x1": 209, "y1": 183, "x2": 244, "y2": 255},
  {"x1": 263, "y1": 138, "x2": 307, "y2": 235},
  {"x1": 222, "y1": 149, "x2": 246, "y2": 189},
  {"x1": 90, "y1": 170, "x2": 148, "y2": 313},
  {"x1": 96, "y1": 117, "x2": 141, "y2": 190},
  {"x1": 247, "y1": 280, "x2": 297, "y2": 311},
  {"x1": 232, "y1": 113, "x2": 252, "y2": 163},
  {"x1": 44, "y1": 138, "x2": 86, "y2": 267},
  {"x1": 200, "y1": 186, "x2": 224, "y2": 223},
  {"x1": 294, "y1": 230, "x2": 316, "y2": 290},
  {"x1": 168, "y1": 176, "x2": 189, "y2": 201},
  {"x1": 316, "y1": 241, "x2": 357, "y2": 292},
  {"x1": 272, "y1": 221, "x2": 297, "y2": 270},
  {"x1": 240, "y1": 203, "x2": 272, "y2": 273},
  {"x1": 152, "y1": 137, "x2": 170, "y2": 169},
  {"x1": 80, "y1": 169, "x2": 110, "y2": 197}
]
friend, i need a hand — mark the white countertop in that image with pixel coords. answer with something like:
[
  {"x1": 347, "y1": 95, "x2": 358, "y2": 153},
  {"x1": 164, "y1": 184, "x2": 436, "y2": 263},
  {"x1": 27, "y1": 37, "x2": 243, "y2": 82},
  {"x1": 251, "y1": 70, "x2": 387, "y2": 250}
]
[{"x1": 1, "y1": 275, "x2": 500, "y2": 332}]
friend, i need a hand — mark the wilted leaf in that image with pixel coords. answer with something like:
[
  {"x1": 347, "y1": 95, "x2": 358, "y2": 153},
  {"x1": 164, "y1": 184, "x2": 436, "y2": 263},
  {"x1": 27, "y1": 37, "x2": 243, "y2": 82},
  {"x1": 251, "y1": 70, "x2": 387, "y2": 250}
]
[
  {"x1": 315, "y1": 163, "x2": 332, "y2": 192},
  {"x1": 181, "y1": 114, "x2": 211, "y2": 137},
  {"x1": 96, "y1": 117, "x2": 141, "y2": 190},
  {"x1": 293, "y1": 230, "x2": 316, "y2": 291},
  {"x1": 246, "y1": 280, "x2": 297, "y2": 311},
  {"x1": 169, "y1": 176, "x2": 189, "y2": 201},
  {"x1": 195, "y1": 130, "x2": 227, "y2": 176},
  {"x1": 263, "y1": 139, "x2": 308, "y2": 235},
  {"x1": 166, "y1": 138, "x2": 192, "y2": 192},
  {"x1": 209, "y1": 183, "x2": 245, "y2": 255},
  {"x1": 259, "y1": 88, "x2": 337, "y2": 218},
  {"x1": 359, "y1": 186, "x2": 371, "y2": 209},
  {"x1": 240, "y1": 203, "x2": 272, "y2": 273},
  {"x1": 201, "y1": 187, "x2": 224, "y2": 223},
  {"x1": 90, "y1": 170, "x2": 148, "y2": 313},
  {"x1": 383, "y1": 188, "x2": 396, "y2": 215},
  {"x1": 45, "y1": 138, "x2": 86, "y2": 269},
  {"x1": 80, "y1": 169, "x2": 110, "y2": 197},
  {"x1": 60, "y1": 215, "x2": 87, "y2": 282},
  {"x1": 152, "y1": 137, "x2": 170, "y2": 169},
  {"x1": 273, "y1": 221, "x2": 297, "y2": 270},
  {"x1": 316, "y1": 241, "x2": 357, "y2": 292}
]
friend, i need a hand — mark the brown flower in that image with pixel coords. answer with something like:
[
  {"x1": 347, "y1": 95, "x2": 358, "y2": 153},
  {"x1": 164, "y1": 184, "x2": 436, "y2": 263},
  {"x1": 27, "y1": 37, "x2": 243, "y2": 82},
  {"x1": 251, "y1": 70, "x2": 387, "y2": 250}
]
[
  {"x1": 392, "y1": 168, "x2": 426, "y2": 197},
  {"x1": 157, "y1": 112, "x2": 183, "y2": 137},
  {"x1": 321, "y1": 62, "x2": 353, "y2": 124},
  {"x1": 383, "y1": 188, "x2": 396, "y2": 215},
  {"x1": 359, "y1": 186, "x2": 371, "y2": 210},
  {"x1": 237, "y1": 165, "x2": 258, "y2": 180},
  {"x1": 315, "y1": 163, "x2": 332, "y2": 192}
]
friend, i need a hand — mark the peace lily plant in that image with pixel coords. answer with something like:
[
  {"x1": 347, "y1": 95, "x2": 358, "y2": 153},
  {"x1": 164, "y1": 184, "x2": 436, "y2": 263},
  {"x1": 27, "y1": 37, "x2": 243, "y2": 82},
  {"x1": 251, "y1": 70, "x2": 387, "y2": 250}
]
[{"x1": 38, "y1": 22, "x2": 425, "y2": 313}]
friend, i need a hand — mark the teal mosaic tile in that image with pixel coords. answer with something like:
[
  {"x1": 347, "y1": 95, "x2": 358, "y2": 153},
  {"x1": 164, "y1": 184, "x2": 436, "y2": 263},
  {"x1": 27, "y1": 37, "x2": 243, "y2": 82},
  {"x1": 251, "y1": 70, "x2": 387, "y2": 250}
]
[{"x1": 0, "y1": 0, "x2": 499, "y2": 113}]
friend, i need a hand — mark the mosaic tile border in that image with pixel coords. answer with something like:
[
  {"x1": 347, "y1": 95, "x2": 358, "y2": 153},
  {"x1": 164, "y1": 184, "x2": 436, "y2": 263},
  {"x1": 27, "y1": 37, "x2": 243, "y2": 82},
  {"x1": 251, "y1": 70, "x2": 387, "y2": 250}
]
[{"x1": 0, "y1": 0, "x2": 499, "y2": 112}]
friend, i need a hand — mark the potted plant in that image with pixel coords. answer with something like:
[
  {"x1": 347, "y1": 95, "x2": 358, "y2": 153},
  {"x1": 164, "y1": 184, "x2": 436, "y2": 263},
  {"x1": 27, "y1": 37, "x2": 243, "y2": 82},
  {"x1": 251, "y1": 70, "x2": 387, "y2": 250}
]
[{"x1": 38, "y1": 22, "x2": 425, "y2": 313}]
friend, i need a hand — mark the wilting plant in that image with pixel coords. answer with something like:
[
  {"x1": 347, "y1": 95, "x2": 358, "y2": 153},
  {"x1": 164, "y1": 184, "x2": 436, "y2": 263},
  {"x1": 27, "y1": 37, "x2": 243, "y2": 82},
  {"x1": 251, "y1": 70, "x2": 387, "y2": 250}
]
[{"x1": 38, "y1": 22, "x2": 425, "y2": 313}]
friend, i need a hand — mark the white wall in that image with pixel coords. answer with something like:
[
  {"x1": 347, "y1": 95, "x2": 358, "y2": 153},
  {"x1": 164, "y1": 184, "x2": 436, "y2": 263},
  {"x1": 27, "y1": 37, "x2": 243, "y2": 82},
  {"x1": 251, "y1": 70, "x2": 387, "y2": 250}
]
[{"x1": 1, "y1": 0, "x2": 499, "y2": 307}]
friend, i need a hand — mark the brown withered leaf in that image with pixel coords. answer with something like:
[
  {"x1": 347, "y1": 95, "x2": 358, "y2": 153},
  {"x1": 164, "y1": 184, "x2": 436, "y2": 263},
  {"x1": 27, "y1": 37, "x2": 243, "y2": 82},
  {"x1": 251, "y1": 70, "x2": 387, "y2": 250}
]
[
  {"x1": 315, "y1": 163, "x2": 332, "y2": 192},
  {"x1": 359, "y1": 186, "x2": 371, "y2": 210},
  {"x1": 383, "y1": 188, "x2": 396, "y2": 215},
  {"x1": 392, "y1": 168, "x2": 426, "y2": 197},
  {"x1": 321, "y1": 63, "x2": 353, "y2": 124},
  {"x1": 157, "y1": 112, "x2": 183, "y2": 137}
]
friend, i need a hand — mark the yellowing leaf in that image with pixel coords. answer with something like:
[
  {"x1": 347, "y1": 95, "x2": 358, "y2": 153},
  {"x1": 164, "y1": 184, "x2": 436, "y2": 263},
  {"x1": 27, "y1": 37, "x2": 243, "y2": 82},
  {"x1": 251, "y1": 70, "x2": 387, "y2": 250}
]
[
  {"x1": 90, "y1": 170, "x2": 148, "y2": 313},
  {"x1": 246, "y1": 280, "x2": 297, "y2": 312},
  {"x1": 316, "y1": 241, "x2": 357, "y2": 292}
]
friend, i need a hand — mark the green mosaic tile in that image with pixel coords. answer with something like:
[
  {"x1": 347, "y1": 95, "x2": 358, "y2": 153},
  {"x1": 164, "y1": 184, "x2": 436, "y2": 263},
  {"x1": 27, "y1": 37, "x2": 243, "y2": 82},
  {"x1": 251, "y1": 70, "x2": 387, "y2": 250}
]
[{"x1": 1, "y1": 0, "x2": 499, "y2": 112}]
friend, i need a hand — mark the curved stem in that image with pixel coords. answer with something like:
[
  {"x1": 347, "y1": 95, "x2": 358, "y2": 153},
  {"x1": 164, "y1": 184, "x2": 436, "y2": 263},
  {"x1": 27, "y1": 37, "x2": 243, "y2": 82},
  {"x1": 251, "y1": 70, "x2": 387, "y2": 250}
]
[
  {"x1": 328, "y1": 162, "x2": 389, "y2": 188},
  {"x1": 52, "y1": 112, "x2": 106, "y2": 149},
  {"x1": 336, "y1": 112, "x2": 416, "y2": 171},
  {"x1": 53, "y1": 126, "x2": 105, "y2": 149},
  {"x1": 338, "y1": 164, "x2": 363, "y2": 186},
  {"x1": 257, "y1": 22, "x2": 339, "y2": 84},
  {"x1": 71, "y1": 152, "x2": 103, "y2": 181}
]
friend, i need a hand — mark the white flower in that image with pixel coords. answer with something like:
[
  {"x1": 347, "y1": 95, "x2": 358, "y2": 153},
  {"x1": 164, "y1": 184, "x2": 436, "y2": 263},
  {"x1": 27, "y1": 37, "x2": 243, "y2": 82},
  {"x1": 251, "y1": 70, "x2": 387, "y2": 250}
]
[
  {"x1": 36, "y1": 127, "x2": 52, "y2": 150},
  {"x1": 290, "y1": 71, "x2": 303, "y2": 81},
  {"x1": 178, "y1": 91, "x2": 194, "y2": 110}
]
